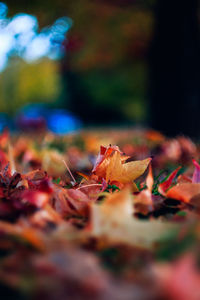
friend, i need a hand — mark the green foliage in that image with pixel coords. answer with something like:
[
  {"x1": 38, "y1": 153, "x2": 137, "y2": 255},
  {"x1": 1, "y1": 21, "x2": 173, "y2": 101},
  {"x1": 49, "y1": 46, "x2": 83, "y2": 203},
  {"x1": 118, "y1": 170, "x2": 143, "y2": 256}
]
[
  {"x1": 105, "y1": 184, "x2": 120, "y2": 192},
  {"x1": 47, "y1": 139, "x2": 67, "y2": 153},
  {"x1": 152, "y1": 167, "x2": 186, "y2": 195},
  {"x1": 82, "y1": 63, "x2": 148, "y2": 122},
  {"x1": 1, "y1": 1, "x2": 153, "y2": 122},
  {"x1": 52, "y1": 178, "x2": 61, "y2": 184},
  {"x1": 176, "y1": 211, "x2": 187, "y2": 217},
  {"x1": 135, "y1": 181, "x2": 147, "y2": 191},
  {"x1": 0, "y1": 58, "x2": 61, "y2": 114},
  {"x1": 151, "y1": 170, "x2": 166, "y2": 195}
]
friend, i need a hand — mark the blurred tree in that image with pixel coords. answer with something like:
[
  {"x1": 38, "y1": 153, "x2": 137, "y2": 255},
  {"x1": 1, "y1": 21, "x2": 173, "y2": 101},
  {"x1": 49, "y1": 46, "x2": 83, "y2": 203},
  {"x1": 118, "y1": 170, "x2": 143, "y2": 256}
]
[
  {"x1": 59, "y1": 1, "x2": 153, "y2": 124},
  {"x1": 5, "y1": 0, "x2": 153, "y2": 124},
  {"x1": 149, "y1": 0, "x2": 200, "y2": 138},
  {"x1": 0, "y1": 58, "x2": 61, "y2": 114}
]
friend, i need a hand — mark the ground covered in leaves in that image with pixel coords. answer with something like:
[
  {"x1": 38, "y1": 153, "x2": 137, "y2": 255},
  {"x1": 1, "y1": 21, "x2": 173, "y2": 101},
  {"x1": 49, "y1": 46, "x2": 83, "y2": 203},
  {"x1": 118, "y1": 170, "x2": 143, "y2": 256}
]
[{"x1": 0, "y1": 128, "x2": 200, "y2": 300}]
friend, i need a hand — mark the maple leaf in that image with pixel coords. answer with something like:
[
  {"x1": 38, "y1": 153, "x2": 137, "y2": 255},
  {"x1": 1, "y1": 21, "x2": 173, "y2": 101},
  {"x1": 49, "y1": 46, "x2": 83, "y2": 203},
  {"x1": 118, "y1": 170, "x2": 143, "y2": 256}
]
[
  {"x1": 93, "y1": 145, "x2": 151, "y2": 184},
  {"x1": 105, "y1": 151, "x2": 151, "y2": 184},
  {"x1": 90, "y1": 188, "x2": 179, "y2": 248}
]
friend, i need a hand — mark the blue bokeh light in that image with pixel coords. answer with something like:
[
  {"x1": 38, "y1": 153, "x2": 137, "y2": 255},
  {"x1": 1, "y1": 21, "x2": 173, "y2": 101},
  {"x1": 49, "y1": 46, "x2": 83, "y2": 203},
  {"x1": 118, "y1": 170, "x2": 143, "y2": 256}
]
[
  {"x1": 16, "y1": 105, "x2": 82, "y2": 134},
  {"x1": 0, "y1": 2, "x2": 7, "y2": 18},
  {"x1": 47, "y1": 110, "x2": 82, "y2": 135}
]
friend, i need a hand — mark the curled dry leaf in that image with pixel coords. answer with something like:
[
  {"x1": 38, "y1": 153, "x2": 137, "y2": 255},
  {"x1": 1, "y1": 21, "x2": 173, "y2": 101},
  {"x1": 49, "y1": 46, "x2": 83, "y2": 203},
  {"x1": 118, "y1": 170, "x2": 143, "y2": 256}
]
[
  {"x1": 53, "y1": 186, "x2": 91, "y2": 217},
  {"x1": 92, "y1": 145, "x2": 122, "y2": 173},
  {"x1": 158, "y1": 166, "x2": 181, "y2": 195},
  {"x1": 92, "y1": 145, "x2": 125, "y2": 178},
  {"x1": 93, "y1": 145, "x2": 151, "y2": 184}
]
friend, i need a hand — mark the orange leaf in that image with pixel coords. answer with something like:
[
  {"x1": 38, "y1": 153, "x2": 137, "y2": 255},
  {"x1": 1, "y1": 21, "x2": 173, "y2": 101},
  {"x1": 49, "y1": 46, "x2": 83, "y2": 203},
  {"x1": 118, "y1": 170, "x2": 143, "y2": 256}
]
[
  {"x1": 134, "y1": 189, "x2": 153, "y2": 207},
  {"x1": 166, "y1": 183, "x2": 200, "y2": 204},
  {"x1": 146, "y1": 163, "x2": 154, "y2": 191},
  {"x1": 0, "y1": 221, "x2": 45, "y2": 251}
]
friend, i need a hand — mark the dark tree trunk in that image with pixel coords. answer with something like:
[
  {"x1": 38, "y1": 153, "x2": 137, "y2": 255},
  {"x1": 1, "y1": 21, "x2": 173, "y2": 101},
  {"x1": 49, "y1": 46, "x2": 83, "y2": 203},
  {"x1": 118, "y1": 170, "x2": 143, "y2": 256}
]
[{"x1": 149, "y1": 0, "x2": 200, "y2": 138}]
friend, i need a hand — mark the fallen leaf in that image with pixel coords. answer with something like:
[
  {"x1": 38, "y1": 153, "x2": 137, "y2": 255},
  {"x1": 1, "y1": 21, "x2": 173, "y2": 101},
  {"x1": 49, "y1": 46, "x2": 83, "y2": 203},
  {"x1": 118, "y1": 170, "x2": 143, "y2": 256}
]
[
  {"x1": 105, "y1": 151, "x2": 151, "y2": 184},
  {"x1": 158, "y1": 166, "x2": 181, "y2": 195},
  {"x1": 90, "y1": 189, "x2": 178, "y2": 248},
  {"x1": 167, "y1": 183, "x2": 200, "y2": 204}
]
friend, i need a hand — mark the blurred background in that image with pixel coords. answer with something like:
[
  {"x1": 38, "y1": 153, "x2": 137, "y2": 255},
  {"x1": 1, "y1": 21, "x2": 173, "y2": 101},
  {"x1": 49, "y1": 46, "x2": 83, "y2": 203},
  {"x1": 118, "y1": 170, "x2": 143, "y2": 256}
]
[{"x1": 0, "y1": 0, "x2": 199, "y2": 137}]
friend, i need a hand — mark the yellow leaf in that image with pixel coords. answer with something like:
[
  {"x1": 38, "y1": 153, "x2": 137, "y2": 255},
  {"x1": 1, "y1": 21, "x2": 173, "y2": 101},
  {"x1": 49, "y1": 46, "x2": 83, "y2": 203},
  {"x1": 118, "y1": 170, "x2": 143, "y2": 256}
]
[{"x1": 105, "y1": 151, "x2": 151, "y2": 183}]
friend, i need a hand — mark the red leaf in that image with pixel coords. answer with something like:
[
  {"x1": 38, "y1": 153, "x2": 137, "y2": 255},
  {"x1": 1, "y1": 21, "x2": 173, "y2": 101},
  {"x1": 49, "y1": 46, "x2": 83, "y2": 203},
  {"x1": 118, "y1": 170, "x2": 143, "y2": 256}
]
[
  {"x1": 192, "y1": 159, "x2": 200, "y2": 183},
  {"x1": 158, "y1": 166, "x2": 181, "y2": 195}
]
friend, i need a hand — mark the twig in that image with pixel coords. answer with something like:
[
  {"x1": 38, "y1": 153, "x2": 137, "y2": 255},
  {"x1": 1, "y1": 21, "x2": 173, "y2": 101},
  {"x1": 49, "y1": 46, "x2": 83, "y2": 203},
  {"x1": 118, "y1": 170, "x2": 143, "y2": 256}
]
[
  {"x1": 62, "y1": 159, "x2": 76, "y2": 185},
  {"x1": 8, "y1": 143, "x2": 16, "y2": 175},
  {"x1": 76, "y1": 183, "x2": 102, "y2": 190}
]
